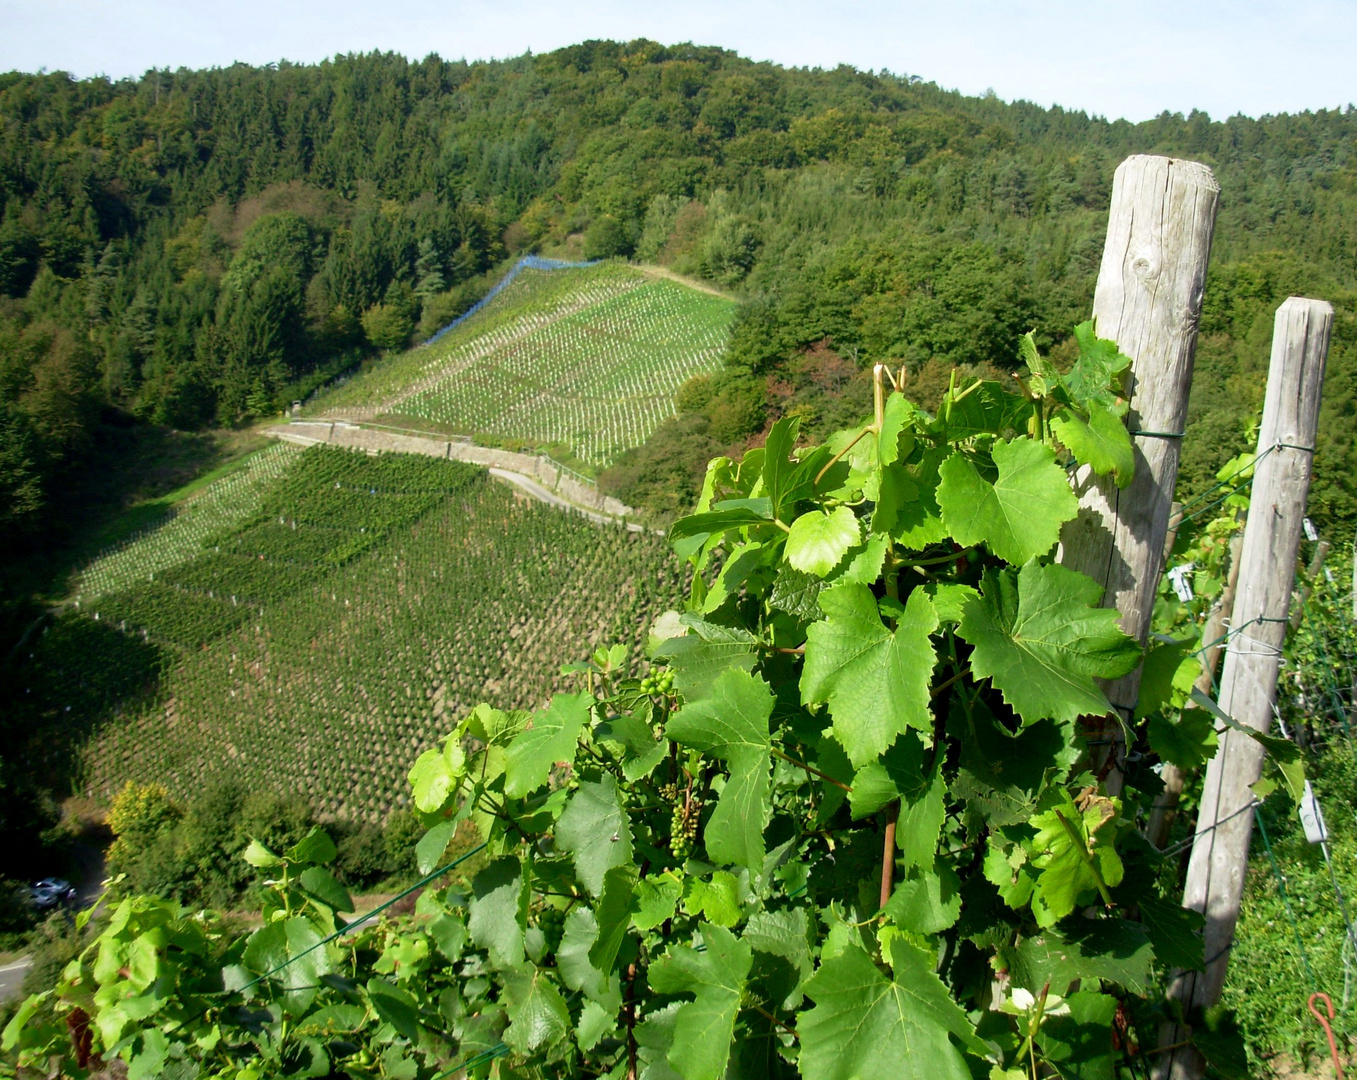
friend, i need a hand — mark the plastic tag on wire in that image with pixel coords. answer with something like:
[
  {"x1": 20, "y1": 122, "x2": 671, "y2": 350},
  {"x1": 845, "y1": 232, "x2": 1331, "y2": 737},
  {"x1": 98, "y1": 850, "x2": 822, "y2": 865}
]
[
  {"x1": 1168, "y1": 563, "x2": 1195, "y2": 603},
  {"x1": 1303, "y1": 517, "x2": 1319, "y2": 542},
  {"x1": 1300, "y1": 780, "x2": 1329, "y2": 845}
]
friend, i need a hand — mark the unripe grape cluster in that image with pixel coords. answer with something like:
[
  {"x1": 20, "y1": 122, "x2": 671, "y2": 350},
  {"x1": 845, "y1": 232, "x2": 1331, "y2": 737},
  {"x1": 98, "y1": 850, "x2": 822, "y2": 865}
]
[
  {"x1": 639, "y1": 667, "x2": 675, "y2": 695},
  {"x1": 535, "y1": 905, "x2": 567, "y2": 950}
]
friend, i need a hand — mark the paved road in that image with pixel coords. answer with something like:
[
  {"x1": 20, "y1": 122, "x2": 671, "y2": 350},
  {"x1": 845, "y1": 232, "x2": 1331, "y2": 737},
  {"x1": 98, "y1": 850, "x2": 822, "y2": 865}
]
[
  {"x1": 0, "y1": 958, "x2": 31, "y2": 1002},
  {"x1": 487, "y1": 468, "x2": 649, "y2": 532}
]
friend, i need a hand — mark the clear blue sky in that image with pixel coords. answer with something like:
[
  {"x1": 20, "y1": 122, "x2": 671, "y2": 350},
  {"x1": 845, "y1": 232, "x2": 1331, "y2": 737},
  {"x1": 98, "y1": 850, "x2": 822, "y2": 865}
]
[{"x1": 1, "y1": 0, "x2": 1353, "y2": 123}]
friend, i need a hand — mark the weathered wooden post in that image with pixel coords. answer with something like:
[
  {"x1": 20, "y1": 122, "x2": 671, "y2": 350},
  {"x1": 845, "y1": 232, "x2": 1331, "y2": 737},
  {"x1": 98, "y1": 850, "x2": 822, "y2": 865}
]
[
  {"x1": 1057, "y1": 156, "x2": 1219, "y2": 772},
  {"x1": 1157, "y1": 297, "x2": 1333, "y2": 1080}
]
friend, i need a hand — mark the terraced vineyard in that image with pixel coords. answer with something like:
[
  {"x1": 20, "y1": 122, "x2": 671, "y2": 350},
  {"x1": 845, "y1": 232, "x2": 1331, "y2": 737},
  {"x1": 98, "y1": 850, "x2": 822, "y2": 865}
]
[
  {"x1": 38, "y1": 444, "x2": 685, "y2": 820},
  {"x1": 312, "y1": 262, "x2": 734, "y2": 465}
]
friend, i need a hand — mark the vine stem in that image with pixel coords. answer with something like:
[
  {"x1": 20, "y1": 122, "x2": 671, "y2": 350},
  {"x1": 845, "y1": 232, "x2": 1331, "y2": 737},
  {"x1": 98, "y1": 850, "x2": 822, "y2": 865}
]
[
  {"x1": 931, "y1": 667, "x2": 972, "y2": 699},
  {"x1": 625, "y1": 962, "x2": 638, "y2": 1080},
  {"x1": 772, "y1": 748, "x2": 851, "y2": 792},
  {"x1": 814, "y1": 424, "x2": 873, "y2": 486},
  {"x1": 879, "y1": 800, "x2": 900, "y2": 910},
  {"x1": 749, "y1": 1002, "x2": 798, "y2": 1036}
]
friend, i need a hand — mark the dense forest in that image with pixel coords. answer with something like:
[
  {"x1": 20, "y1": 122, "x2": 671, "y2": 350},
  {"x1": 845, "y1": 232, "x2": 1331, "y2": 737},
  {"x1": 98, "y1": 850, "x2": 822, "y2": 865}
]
[{"x1": 2, "y1": 40, "x2": 1355, "y2": 602}]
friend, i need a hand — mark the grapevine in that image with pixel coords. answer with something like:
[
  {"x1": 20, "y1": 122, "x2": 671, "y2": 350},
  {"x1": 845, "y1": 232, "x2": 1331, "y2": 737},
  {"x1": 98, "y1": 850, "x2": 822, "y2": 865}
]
[{"x1": 8, "y1": 322, "x2": 1284, "y2": 1079}]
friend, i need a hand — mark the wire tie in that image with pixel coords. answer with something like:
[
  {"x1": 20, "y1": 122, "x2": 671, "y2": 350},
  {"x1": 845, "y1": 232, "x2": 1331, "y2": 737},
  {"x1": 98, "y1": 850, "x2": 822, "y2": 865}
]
[{"x1": 1129, "y1": 430, "x2": 1185, "y2": 439}]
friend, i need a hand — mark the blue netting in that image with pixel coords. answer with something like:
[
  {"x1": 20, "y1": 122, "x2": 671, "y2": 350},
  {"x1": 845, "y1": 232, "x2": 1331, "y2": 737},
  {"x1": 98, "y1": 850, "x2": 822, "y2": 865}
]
[{"x1": 421, "y1": 256, "x2": 601, "y2": 346}]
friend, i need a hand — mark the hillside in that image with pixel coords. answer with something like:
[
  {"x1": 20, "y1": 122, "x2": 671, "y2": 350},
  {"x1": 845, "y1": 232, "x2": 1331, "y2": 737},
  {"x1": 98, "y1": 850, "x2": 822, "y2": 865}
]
[
  {"x1": 17, "y1": 444, "x2": 684, "y2": 819},
  {"x1": 310, "y1": 260, "x2": 736, "y2": 466}
]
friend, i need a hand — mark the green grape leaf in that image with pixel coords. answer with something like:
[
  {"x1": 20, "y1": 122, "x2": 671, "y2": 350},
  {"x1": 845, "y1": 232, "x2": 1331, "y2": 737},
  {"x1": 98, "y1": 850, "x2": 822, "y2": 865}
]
[
  {"x1": 701, "y1": 540, "x2": 774, "y2": 614},
  {"x1": 1029, "y1": 792, "x2": 1125, "y2": 926},
  {"x1": 801, "y1": 585, "x2": 938, "y2": 767},
  {"x1": 415, "y1": 820, "x2": 457, "y2": 875},
  {"x1": 287, "y1": 828, "x2": 338, "y2": 866},
  {"x1": 668, "y1": 499, "x2": 776, "y2": 542},
  {"x1": 242, "y1": 915, "x2": 331, "y2": 994},
  {"x1": 926, "y1": 582, "x2": 980, "y2": 625},
  {"x1": 937, "y1": 381, "x2": 1031, "y2": 441},
  {"x1": 408, "y1": 735, "x2": 467, "y2": 814},
  {"x1": 937, "y1": 437, "x2": 1078, "y2": 565},
  {"x1": 504, "y1": 693, "x2": 593, "y2": 798},
  {"x1": 1136, "y1": 638, "x2": 1201, "y2": 720},
  {"x1": 744, "y1": 908, "x2": 814, "y2": 1010},
  {"x1": 1147, "y1": 709, "x2": 1219, "y2": 771},
  {"x1": 298, "y1": 867, "x2": 353, "y2": 915},
  {"x1": 785, "y1": 507, "x2": 862, "y2": 577},
  {"x1": 468, "y1": 857, "x2": 525, "y2": 969},
  {"x1": 366, "y1": 978, "x2": 422, "y2": 1042},
  {"x1": 684, "y1": 872, "x2": 742, "y2": 928},
  {"x1": 557, "y1": 908, "x2": 621, "y2": 1008},
  {"x1": 891, "y1": 446, "x2": 949, "y2": 549},
  {"x1": 666, "y1": 668, "x2": 775, "y2": 870},
  {"x1": 557, "y1": 776, "x2": 633, "y2": 897},
  {"x1": 1051, "y1": 402, "x2": 1136, "y2": 488},
  {"x1": 761, "y1": 415, "x2": 801, "y2": 518},
  {"x1": 634, "y1": 871, "x2": 683, "y2": 932},
  {"x1": 576, "y1": 1000, "x2": 615, "y2": 1052},
  {"x1": 1006, "y1": 920, "x2": 1155, "y2": 996},
  {"x1": 799, "y1": 939, "x2": 984, "y2": 1080},
  {"x1": 653, "y1": 616, "x2": 758, "y2": 700},
  {"x1": 648, "y1": 923, "x2": 752, "y2": 1080},
  {"x1": 596, "y1": 709, "x2": 668, "y2": 782},
  {"x1": 243, "y1": 840, "x2": 284, "y2": 869},
  {"x1": 958, "y1": 562, "x2": 1140, "y2": 726},
  {"x1": 589, "y1": 864, "x2": 639, "y2": 972},
  {"x1": 879, "y1": 392, "x2": 915, "y2": 466},
  {"x1": 503, "y1": 967, "x2": 571, "y2": 1054},
  {"x1": 1139, "y1": 895, "x2": 1205, "y2": 971},
  {"x1": 770, "y1": 565, "x2": 827, "y2": 621},
  {"x1": 1035, "y1": 991, "x2": 1120, "y2": 1079},
  {"x1": 1064, "y1": 322, "x2": 1131, "y2": 411},
  {"x1": 883, "y1": 860, "x2": 961, "y2": 933}
]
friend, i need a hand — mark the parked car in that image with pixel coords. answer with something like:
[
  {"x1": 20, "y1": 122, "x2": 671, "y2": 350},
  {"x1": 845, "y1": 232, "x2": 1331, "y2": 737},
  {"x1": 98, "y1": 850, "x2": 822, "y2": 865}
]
[{"x1": 29, "y1": 878, "x2": 75, "y2": 910}]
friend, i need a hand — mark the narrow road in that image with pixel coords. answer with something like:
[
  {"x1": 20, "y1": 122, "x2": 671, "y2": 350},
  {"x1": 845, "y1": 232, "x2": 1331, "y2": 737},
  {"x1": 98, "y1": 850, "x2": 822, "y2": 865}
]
[
  {"x1": 0, "y1": 958, "x2": 31, "y2": 1002},
  {"x1": 487, "y1": 469, "x2": 647, "y2": 532}
]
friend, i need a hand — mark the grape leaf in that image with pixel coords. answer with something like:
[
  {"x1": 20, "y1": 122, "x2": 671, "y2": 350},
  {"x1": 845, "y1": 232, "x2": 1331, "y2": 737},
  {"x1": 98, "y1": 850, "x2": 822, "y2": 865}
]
[
  {"x1": 799, "y1": 939, "x2": 984, "y2": 1080},
  {"x1": 1006, "y1": 920, "x2": 1155, "y2": 997},
  {"x1": 595, "y1": 708, "x2": 668, "y2": 782},
  {"x1": 504, "y1": 693, "x2": 593, "y2": 798},
  {"x1": 743, "y1": 908, "x2": 814, "y2": 1010},
  {"x1": 557, "y1": 909, "x2": 621, "y2": 1008},
  {"x1": 1138, "y1": 895, "x2": 1205, "y2": 971},
  {"x1": 761, "y1": 415, "x2": 801, "y2": 518},
  {"x1": 1051, "y1": 402, "x2": 1135, "y2": 488},
  {"x1": 683, "y1": 872, "x2": 742, "y2": 928},
  {"x1": 556, "y1": 776, "x2": 633, "y2": 897},
  {"x1": 634, "y1": 872, "x2": 683, "y2": 932},
  {"x1": 958, "y1": 562, "x2": 1140, "y2": 726},
  {"x1": 503, "y1": 967, "x2": 571, "y2": 1054},
  {"x1": 1063, "y1": 322, "x2": 1131, "y2": 411},
  {"x1": 1029, "y1": 792, "x2": 1125, "y2": 926},
  {"x1": 648, "y1": 923, "x2": 752, "y2": 1080},
  {"x1": 1147, "y1": 708, "x2": 1219, "y2": 771},
  {"x1": 785, "y1": 507, "x2": 862, "y2": 577},
  {"x1": 769, "y1": 566, "x2": 827, "y2": 621},
  {"x1": 801, "y1": 586, "x2": 939, "y2": 767},
  {"x1": 936, "y1": 437, "x2": 1078, "y2": 565},
  {"x1": 879, "y1": 392, "x2": 916, "y2": 466},
  {"x1": 1035, "y1": 991, "x2": 1120, "y2": 1079},
  {"x1": 652, "y1": 616, "x2": 758, "y2": 700},
  {"x1": 891, "y1": 446, "x2": 949, "y2": 549},
  {"x1": 467, "y1": 857, "x2": 524, "y2": 969},
  {"x1": 883, "y1": 860, "x2": 961, "y2": 934},
  {"x1": 668, "y1": 499, "x2": 776, "y2": 542},
  {"x1": 848, "y1": 732, "x2": 946, "y2": 869},
  {"x1": 666, "y1": 668, "x2": 775, "y2": 870},
  {"x1": 589, "y1": 864, "x2": 639, "y2": 972},
  {"x1": 1135, "y1": 637, "x2": 1200, "y2": 720}
]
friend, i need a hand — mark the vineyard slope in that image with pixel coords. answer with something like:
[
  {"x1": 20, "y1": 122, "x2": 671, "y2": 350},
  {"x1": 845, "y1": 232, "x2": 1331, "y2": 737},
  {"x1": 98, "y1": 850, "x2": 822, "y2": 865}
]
[{"x1": 309, "y1": 261, "x2": 736, "y2": 466}]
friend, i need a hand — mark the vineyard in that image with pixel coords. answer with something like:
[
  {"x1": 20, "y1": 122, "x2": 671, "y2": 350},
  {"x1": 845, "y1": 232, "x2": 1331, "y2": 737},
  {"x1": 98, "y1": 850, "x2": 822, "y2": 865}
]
[
  {"x1": 46, "y1": 444, "x2": 686, "y2": 820},
  {"x1": 310, "y1": 262, "x2": 735, "y2": 466}
]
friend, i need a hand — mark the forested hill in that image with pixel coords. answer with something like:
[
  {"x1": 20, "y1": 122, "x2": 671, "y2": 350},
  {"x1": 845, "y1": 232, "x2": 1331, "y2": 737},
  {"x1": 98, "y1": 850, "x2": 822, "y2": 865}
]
[{"x1": 2, "y1": 41, "x2": 1355, "y2": 591}]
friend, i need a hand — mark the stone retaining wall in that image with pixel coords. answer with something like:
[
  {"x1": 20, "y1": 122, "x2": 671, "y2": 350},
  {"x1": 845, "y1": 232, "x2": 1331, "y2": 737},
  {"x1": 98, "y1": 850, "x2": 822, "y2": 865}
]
[{"x1": 265, "y1": 421, "x2": 635, "y2": 519}]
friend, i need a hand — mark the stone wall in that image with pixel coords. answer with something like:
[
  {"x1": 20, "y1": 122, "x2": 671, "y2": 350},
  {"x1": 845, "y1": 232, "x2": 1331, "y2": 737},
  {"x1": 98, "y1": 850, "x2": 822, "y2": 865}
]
[{"x1": 265, "y1": 421, "x2": 636, "y2": 520}]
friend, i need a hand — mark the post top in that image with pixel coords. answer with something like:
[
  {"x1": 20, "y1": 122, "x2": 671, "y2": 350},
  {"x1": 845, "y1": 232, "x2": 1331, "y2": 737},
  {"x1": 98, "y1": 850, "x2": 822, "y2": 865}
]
[
  {"x1": 1115, "y1": 154, "x2": 1220, "y2": 193},
  {"x1": 1278, "y1": 295, "x2": 1335, "y2": 316}
]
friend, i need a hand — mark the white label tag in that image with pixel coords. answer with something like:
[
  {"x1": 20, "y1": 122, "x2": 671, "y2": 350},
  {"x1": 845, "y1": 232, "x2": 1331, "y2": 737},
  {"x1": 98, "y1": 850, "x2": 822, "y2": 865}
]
[{"x1": 1168, "y1": 564, "x2": 1195, "y2": 603}]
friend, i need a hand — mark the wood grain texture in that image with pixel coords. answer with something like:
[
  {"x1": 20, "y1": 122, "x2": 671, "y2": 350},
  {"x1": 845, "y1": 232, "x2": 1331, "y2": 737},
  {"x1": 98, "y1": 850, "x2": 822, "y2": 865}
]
[
  {"x1": 1058, "y1": 156, "x2": 1219, "y2": 726},
  {"x1": 1157, "y1": 297, "x2": 1333, "y2": 1080}
]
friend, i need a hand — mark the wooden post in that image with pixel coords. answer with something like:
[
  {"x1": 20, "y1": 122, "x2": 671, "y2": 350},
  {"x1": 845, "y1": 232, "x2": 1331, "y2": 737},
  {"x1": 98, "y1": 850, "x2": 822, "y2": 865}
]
[
  {"x1": 1146, "y1": 519, "x2": 1246, "y2": 849},
  {"x1": 1157, "y1": 298, "x2": 1333, "y2": 1080},
  {"x1": 1057, "y1": 156, "x2": 1219, "y2": 767}
]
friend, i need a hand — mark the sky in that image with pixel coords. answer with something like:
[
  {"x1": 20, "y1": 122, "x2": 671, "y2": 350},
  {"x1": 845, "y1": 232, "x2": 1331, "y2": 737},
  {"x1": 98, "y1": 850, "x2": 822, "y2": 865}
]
[{"x1": 0, "y1": 0, "x2": 1353, "y2": 124}]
